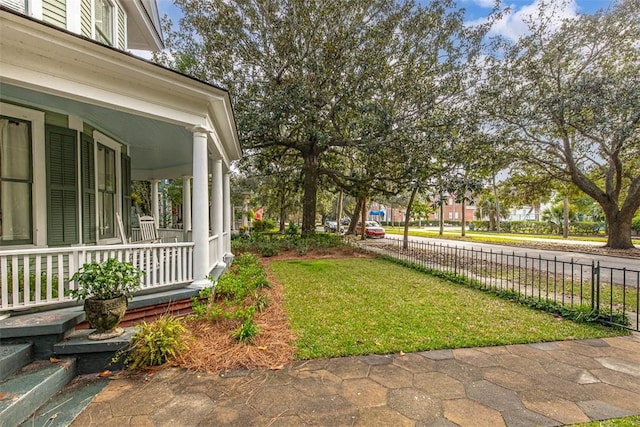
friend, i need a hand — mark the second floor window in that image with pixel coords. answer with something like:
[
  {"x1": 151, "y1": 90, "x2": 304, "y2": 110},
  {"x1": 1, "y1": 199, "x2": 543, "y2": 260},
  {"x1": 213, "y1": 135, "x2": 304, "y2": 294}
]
[
  {"x1": 0, "y1": 0, "x2": 27, "y2": 14},
  {"x1": 94, "y1": 0, "x2": 114, "y2": 46}
]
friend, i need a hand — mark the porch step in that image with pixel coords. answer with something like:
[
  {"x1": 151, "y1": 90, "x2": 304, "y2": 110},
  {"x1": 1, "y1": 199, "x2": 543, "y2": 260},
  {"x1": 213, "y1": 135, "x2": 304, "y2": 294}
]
[
  {"x1": 0, "y1": 307, "x2": 85, "y2": 360},
  {"x1": 54, "y1": 327, "x2": 137, "y2": 375},
  {"x1": 0, "y1": 358, "x2": 76, "y2": 427},
  {"x1": 0, "y1": 343, "x2": 32, "y2": 381},
  {"x1": 18, "y1": 374, "x2": 108, "y2": 427}
]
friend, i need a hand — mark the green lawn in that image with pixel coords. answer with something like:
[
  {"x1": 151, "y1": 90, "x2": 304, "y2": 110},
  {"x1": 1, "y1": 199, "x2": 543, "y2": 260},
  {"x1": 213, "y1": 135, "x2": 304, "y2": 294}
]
[
  {"x1": 271, "y1": 257, "x2": 626, "y2": 360},
  {"x1": 569, "y1": 416, "x2": 640, "y2": 427}
]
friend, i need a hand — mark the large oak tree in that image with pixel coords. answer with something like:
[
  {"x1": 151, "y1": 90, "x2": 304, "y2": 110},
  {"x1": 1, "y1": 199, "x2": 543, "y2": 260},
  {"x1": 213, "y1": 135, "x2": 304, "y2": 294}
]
[
  {"x1": 158, "y1": 0, "x2": 491, "y2": 235},
  {"x1": 481, "y1": 0, "x2": 640, "y2": 248}
]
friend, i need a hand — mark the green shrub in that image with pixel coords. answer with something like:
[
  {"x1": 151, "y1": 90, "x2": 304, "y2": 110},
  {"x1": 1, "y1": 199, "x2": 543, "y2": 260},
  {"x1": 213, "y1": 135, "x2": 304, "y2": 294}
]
[
  {"x1": 69, "y1": 258, "x2": 143, "y2": 301},
  {"x1": 259, "y1": 241, "x2": 280, "y2": 257},
  {"x1": 286, "y1": 222, "x2": 300, "y2": 236},
  {"x1": 118, "y1": 315, "x2": 187, "y2": 369},
  {"x1": 632, "y1": 216, "x2": 640, "y2": 233},
  {"x1": 231, "y1": 232, "x2": 347, "y2": 257},
  {"x1": 569, "y1": 221, "x2": 601, "y2": 235},
  {"x1": 252, "y1": 219, "x2": 276, "y2": 233},
  {"x1": 210, "y1": 252, "x2": 270, "y2": 302},
  {"x1": 216, "y1": 274, "x2": 251, "y2": 301}
]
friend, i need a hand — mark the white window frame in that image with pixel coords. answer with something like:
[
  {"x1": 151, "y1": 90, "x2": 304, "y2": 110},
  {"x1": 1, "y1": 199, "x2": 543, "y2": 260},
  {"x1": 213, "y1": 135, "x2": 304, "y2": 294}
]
[
  {"x1": 0, "y1": 102, "x2": 46, "y2": 247},
  {"x1": 92, "y1": 0, "x2": 115, "y2": 46},
  {"x1": 93, "y1": 131, "x2": 121, "y2": 245}
]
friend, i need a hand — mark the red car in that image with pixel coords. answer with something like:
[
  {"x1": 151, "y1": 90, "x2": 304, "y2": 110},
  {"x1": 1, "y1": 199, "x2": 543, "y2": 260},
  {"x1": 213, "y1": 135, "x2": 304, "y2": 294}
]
[{"x1": 355, "y1": 221, "x2": 386, "y2": 238}]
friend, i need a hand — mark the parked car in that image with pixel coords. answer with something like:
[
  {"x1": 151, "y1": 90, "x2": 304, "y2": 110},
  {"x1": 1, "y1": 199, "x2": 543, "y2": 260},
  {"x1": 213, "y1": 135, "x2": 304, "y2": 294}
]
[
  {"x1": 324, "y1": 220, "x2": 346, "y2": 233},
  {"x1": 355, "y1": 221, "x2": 385, "y2": 238}
]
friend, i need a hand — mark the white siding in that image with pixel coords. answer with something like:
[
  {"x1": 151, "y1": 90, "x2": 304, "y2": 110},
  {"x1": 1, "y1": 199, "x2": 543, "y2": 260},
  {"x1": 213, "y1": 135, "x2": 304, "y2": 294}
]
[{"x1": 42, "y1": 0, "x2": 65, "y2": 28}]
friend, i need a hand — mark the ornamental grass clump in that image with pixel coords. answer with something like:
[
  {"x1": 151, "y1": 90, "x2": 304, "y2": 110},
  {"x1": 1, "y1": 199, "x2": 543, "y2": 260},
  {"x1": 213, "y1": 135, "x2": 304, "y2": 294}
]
[{"x1": 118, "y1": 314, "x2": 187, "y2": 369}]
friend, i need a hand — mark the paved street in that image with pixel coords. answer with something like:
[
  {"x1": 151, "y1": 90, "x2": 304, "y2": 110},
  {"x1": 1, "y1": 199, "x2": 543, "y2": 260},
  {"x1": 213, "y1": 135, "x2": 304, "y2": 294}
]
[
  {"x1": 380, "y1": 234, "x2": 640, "y2": 289},
  {"x1": 398, "y1": 231, "x2": 639, "y2": 271}
]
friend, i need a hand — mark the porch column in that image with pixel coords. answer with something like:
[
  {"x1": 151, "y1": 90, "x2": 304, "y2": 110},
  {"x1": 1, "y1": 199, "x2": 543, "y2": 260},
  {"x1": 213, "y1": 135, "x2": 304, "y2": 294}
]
[
  {"x1": 223, "y1": 171, "x2": 231, "y2": 254},
  {"x1": 191, "y1": 128, "x2": 210, "y2": 286},
  {"x1": 150, "y1": 179, "x2": 160, "y2": 229},
  {"x1": 182, "y1": 176, "x2": 192, "y2": 241},
  {"x1": 212, "y1": 159, "x2": 224, "y2": 263}
]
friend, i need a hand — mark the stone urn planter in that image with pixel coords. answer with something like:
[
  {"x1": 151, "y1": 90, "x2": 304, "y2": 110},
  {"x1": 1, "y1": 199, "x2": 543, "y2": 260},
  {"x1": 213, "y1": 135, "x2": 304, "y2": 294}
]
[
  {"x1": 70, "y1": 258, "x2": 143, "y2": 340},
  {"x1": 83, "y1": 295, "x2": 129, "y2": 340}
]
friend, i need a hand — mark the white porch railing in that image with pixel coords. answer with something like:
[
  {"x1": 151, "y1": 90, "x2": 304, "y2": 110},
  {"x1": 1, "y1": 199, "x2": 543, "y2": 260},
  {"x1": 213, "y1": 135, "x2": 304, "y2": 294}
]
[
  {"x1": 208, "y1": 234, "x2": 219, "y2": 274},
  {"x1": 223, "y1": 231, "x2": 230, "y2": 254},
  {"x1": 131, "y1": 228, "x2": 186, "y2": 243},
  {"x1": 0, "y1": 241, "x2": 194, "y2": 311}
]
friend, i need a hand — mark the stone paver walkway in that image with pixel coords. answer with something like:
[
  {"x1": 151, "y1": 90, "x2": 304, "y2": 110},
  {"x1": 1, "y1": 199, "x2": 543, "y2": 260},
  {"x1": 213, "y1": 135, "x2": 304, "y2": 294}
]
[{"x1": 72, "y1": 335, "x2": 640, "y2": 426}]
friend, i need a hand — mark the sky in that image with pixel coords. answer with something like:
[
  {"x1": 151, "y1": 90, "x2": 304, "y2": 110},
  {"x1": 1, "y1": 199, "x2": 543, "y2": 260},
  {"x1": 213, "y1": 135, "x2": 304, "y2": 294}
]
[{"x1": 155, "y1": 0, "x2": 615, "y2": 42}]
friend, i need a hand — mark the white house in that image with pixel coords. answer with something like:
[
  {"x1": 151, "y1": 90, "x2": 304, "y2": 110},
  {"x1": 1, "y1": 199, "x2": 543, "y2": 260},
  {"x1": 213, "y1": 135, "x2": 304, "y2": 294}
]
[{"x1": 0, "y1": 1, "x2": 242, "y2": 314}]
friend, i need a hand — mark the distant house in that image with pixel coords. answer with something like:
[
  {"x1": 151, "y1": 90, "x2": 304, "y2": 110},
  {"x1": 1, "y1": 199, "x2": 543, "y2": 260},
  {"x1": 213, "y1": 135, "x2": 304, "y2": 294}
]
[
  {"x1": 427, "y1": 196, "x2": 476, "y2": 223},
  {"x1": 0, "y1": 1, "x2": 241, "y2": 313}
]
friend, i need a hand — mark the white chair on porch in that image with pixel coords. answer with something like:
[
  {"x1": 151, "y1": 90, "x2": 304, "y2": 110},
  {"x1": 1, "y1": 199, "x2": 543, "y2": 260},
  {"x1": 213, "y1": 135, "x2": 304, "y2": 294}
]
[
  {"x1": 137, "y1": 215, "x2": 161, "y2": 243},
  {"x1": 116, "y1": 212, "x2": 129, "y2": 244}
]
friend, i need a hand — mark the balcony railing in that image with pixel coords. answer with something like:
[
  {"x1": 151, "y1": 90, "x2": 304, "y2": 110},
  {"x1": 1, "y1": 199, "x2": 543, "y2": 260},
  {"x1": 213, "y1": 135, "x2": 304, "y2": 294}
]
[{"x1": 0, "y1": 241, "x2": 194, "y2": 311}]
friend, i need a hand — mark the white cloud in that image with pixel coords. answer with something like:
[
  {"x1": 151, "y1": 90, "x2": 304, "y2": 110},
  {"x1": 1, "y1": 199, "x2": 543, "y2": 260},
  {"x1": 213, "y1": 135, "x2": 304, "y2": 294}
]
[
  {"x1": 467, "y1": 0, "x2": 579, "y2": 41},
  {"x1": 128, "y1": 49, "x2": 154, "y2": 60},
  {"x1": 472, "y1": 0, "x2": 498, "y2": 7}
]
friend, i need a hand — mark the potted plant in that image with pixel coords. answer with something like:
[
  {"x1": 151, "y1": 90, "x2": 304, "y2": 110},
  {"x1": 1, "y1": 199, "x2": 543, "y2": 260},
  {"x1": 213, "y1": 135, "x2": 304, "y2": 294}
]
[{"x1": 70, "y1": 258, "x2": 143, "y2": 340}]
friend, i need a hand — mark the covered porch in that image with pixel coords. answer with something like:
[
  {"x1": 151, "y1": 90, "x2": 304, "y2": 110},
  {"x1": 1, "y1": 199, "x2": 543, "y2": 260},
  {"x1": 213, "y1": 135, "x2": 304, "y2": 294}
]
[{"x1": 0, "y1": 9, "x2": 241, "y2": 314}]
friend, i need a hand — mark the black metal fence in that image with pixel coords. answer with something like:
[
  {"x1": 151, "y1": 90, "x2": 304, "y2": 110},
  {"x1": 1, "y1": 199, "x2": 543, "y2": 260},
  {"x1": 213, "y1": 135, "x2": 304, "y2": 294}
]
[{"x1": 361, "y1": 238, "x2": 639, "y2": 331}]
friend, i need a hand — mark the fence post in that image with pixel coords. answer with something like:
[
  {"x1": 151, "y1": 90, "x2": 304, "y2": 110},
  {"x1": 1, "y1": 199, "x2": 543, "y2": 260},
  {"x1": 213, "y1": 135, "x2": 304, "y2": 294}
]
[
  {"x1": 595, "y1": 261, "x2": 601, "y2": 312},
  {"x1": 591, "y1": 260, "x2": 600, "y2": 312},
  {"x1": 454, "y1": 247, "x2": 458, "y2": 276}
]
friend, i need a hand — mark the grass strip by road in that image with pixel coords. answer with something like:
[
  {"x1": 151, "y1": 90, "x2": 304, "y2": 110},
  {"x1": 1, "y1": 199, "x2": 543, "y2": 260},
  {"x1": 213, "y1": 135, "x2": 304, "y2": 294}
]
[
  {"x1": 272, "y1": 257, "x2": 625, "y2": 360},
  {"x1": 384, "y1": 227, "x2": 640, "y2": 245}
]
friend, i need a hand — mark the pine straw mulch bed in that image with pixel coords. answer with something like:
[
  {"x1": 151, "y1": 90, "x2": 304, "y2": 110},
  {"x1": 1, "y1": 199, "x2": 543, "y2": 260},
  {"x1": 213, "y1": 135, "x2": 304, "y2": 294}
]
[{"x1": 173, "y1": 248, "x2": 372, "y2": 374}]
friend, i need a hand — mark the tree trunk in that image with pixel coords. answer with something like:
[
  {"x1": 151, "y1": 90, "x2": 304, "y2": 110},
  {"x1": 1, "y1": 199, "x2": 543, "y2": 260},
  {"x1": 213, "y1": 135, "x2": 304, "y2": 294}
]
[
  {"x1": 439, "y1": 192, "x2": 444, "y2": 236},
  {"x1": 348, "y1": 196, "x2": 363, "y2": 234},
  {"x1": 279, "y1": 191, "x2": 286, "y2": 232},
  {"x1": 403, "y1": 185, "x2": 419, "y2": 250},
  {"x1": 301, "y1": 152, "x2": 319, "y2": 236},
  {"x1": 336, "y1": 190, "x2": 343, "y2": 234},
  {"x1": 563, "y1": 196, "x2": 569, "y2": 239},
  {"x1": 360, "y1": 197, "x2": 367, "y2": 240},
  {"x1": 605, "y1": 210, "x2": 635, "y2": 249},
  {"x1": 461, "y1": 198, "x2": 466, "y2": 237}
]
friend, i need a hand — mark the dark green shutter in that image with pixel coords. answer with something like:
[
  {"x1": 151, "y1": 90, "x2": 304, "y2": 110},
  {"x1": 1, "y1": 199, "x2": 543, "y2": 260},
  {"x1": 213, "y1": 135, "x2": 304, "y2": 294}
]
[
  {"x1": 121, "y1": 152, "x2": 132, "y2": 239},
  {"x1": 46, "y1": 126, "x2": 78, "y2": 246},
  {"x1": 81, "y1": 133, "x2": 96, "y2": 243}
]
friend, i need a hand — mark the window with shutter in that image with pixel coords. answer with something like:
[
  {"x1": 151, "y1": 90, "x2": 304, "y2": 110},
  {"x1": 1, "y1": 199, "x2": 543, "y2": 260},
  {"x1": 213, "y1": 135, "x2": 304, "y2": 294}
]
[
  {"x1": 97, "y1": 143, "x2": 116, "y2": 239},
  {"x1": 81, "y1": 133, "x2": 96, "y2": 243},
  {"x1": 121, "y1": 152, "x2": 132, "y2": 239},
  {"x1": 0, "y1": 116, "x2": 33, "y2": 245},
  {"x1": 46, "y1": 126, "x2": 78, "y2": 246}
]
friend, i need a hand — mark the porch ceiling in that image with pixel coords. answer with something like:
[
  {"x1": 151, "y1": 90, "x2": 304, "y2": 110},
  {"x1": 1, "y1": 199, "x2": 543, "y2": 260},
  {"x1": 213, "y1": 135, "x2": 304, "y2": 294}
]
[
  {"x1": 1, "y1": 8, "x2": 241, "y2": 180},
  {"x1": 2, "y1": 83, "x2": 194, "y2": 179}
]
